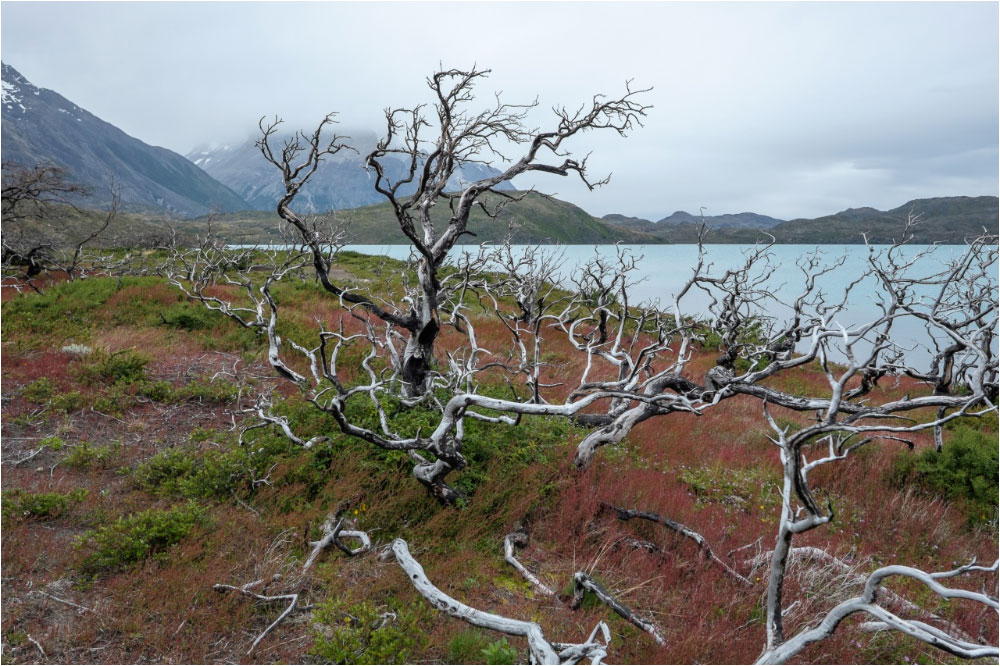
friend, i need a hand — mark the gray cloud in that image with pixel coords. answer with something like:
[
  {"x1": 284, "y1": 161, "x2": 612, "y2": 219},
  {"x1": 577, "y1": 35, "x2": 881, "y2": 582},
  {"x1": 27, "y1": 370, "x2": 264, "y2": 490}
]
[{"x1": 2, "y1": 1, "x2": 996, "y2": 220}]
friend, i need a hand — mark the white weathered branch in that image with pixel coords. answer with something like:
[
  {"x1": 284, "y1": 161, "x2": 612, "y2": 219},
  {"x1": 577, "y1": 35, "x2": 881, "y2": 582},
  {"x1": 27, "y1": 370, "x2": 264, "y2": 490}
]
[
  {"x1": 388, "y1": 538, "x2": 610, "y2": 664},
  {"x1": 505, "y1": 531, "x2": 556, "y2": 596},
  {"x1": 756, "y1": 560, "x2": 999, "y2": 664}
]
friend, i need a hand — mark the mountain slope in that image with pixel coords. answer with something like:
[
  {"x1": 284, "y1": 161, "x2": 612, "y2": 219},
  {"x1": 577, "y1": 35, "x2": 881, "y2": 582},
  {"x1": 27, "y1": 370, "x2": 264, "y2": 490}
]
[
  {"x1": 656, "y1": 211, "x2": 785, "y2": 228},
  {"x1": 188, "y1": 132, "x2": 512, "y2": 213},
  {"x1": 1, "y1": 63, "x2": 248, "y2": 216},
  {"x1": 769, "y1": 195, "x2": 998, "y2": 243}
]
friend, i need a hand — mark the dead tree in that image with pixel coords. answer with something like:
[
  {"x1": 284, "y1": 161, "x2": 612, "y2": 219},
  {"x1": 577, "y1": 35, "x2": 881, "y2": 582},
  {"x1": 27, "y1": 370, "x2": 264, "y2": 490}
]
[
  {"x1": 261, "y1": 66, "x2": 651, "y2": 397},
  {"x1": 1, "y1": 164, "x2": 129, "y2": 287},
  {"x1": 2, "y1": 162, "x2": 91, "y2": 281}
]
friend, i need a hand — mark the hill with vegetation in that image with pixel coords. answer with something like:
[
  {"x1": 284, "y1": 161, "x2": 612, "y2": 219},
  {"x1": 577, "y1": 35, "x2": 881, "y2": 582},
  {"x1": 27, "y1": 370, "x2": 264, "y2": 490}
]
[{"x1": 187, "y1": 191, "x2": 640, "y2": 245}]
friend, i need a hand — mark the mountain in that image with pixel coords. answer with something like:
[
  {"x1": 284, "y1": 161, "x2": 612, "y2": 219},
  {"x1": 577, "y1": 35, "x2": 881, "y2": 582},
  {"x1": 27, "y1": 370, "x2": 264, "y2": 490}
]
[
  {"x1": 603, "y1": 210, "x2": 784, "y2": 232},
  {"x1": 768, "y1": 196, "x2": 998, "y2": 244},
  {"x1": 184, "y1": 191, "x2": 639, "y2": 245},
  {"x1": 601, "y1": 196, "x2": 998, "y2": 244},
  {"x1": 600, "y1": 213, "x2": 654, "y2": 228},
  {"x1": 187, "y1": 132, "x2": 513, "y2": 213},
  {"x1": 1, "y1": 63, "x2": 247, "y2": 216},
  {"x1": 656, "y1": 211, "x2": 784, "y2": 228}
]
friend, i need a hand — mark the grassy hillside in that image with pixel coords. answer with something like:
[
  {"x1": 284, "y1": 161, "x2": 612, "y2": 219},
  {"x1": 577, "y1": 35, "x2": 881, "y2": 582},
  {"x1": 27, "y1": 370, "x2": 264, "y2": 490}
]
[
  {"x1": 1, "y1": 256, "x2": 996, "y2": 664},
  {"x1": 187, "y1": 191, "x2": 640, "y2": 245},
  {"x1": 770, "y1": 195, "x2": 999, "y2": 244}
]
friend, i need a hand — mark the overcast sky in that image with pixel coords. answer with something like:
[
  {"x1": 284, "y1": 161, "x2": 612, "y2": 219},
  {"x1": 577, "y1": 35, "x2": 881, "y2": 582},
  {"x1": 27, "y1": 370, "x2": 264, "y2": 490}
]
[{"x1": 2, "y1": 1, "x2": 997, "y2": 220}]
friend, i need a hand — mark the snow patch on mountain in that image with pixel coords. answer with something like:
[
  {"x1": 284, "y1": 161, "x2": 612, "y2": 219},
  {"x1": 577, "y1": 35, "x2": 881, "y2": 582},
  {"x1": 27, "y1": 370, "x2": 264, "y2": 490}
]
[{"x1": 2, "y1": 80, "x2": 25, "y2": 112}]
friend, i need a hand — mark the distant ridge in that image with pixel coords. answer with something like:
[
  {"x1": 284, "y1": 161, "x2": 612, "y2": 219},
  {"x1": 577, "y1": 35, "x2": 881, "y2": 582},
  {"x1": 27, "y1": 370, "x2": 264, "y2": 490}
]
[
  {"x1": 1, "y1": 62, "x2": 248, "y2": 216},
  {"x1": 657, "y1": 211, "x2": 785, "y2": 229},
  {"x1": 185, "y1": 194, "x2": 995, "y2": 245},
  {"x1": 602, "y1": 211, "x2": 785, "y2": 231},
  {"x1": 600, "y1": 195, "x2": 997, "y2": 244}
]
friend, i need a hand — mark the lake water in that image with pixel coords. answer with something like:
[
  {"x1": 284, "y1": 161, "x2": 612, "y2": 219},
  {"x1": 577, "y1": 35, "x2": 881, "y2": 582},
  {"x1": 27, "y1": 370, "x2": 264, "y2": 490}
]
[{"x1": 342, "y1": 244, "x2": 997, "y2": 369}]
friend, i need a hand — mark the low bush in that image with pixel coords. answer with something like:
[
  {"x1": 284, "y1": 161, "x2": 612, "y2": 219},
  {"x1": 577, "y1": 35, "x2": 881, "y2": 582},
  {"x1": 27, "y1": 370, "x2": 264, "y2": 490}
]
[
  {"x1": 311, "y1": 598, "x2": 428, "y2": 664},
  {"x1": 76, "y1": 501, "x2": 206, "y2": 574},
  {"x1": 50, "y1": 390, "x2": 86, "y2": 413},
  {"x1": 447, "y1": 629, "x2": 492, "y2": 663},
  {"x1": 2, "y1": 488, "x2": 88, "y2": 522},
  {"x1": 134, "y1": 445, "x2": 246, "y2": 500},
  {"x1": 21, "y1": 377, "x2": 55, "y2": 402},
  {"x1": 77, "y1": 348, "x2": 150, "y2": 385},
  {"x1": 65, "y1": 440, "x2": 119, "y2": 468},
  {"x1": 157, "y1": 303, "x2": 218, "y2": 331},
  {"x1": 40, "y1": 435, "x2": 67, "y2": 450},
  {"x1": 892, "y1": 424, "x2": 998, "y2": 524},
  {"x1": 136, "y1": 377, "x2": 238, "y2": 405}
]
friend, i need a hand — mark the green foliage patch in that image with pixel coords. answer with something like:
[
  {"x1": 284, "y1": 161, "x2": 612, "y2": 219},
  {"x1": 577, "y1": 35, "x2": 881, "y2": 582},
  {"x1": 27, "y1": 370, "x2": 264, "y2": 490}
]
[
  {"x1": 21, "y1": 377, "x2": 55, "y2": 402},
  {"x1": 2, "y1": 488, "x2": 88, "y2": 522},
  {"x1": 892, "y1": 424, "x2": 999, "y2": 524},
  {"x1": 311, "y1": 598, "x2": 429, "y2": 664},
  {"x1": 76, "y1": 501, "x2": 206, "y2": 575},
  {"x1": 64, "y1": 440, "x2": 119, "y2": 468},
  {"x1": 481, "y1": 637, "x2": 521, "y2": 665}
]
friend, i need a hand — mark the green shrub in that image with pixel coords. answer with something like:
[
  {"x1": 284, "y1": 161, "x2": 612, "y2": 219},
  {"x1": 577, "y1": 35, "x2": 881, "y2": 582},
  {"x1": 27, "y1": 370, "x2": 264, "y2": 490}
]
[
  {"x1": 40, "y1": 435, "x2": 67, "y2": 450},
  {"x1": 135, "y1": 447, "x2": 200, "y2": 494},
  {"x1": 2, "y1": 489, "x2": 88, "y2": 521},
  {"x1": 138, "y1": 380, "x2": 175, "y2": 403},
  {"x1": 136, "y1": 378, "x2": 238, "y2": 405},
  {"x1": 175, "y1": 378, "x2": 238, "y2": 404},
  {"x1": 158, "y1": 304, "x2": 218, "y2": 331},
  {"x1": 481, "y1": 638, "x2": 520, "y2": 665},
  {"x1": 78, "y1": 348, "x2": 150, "y2": 385},
  {"x1": 21, "y1": 377, "x2": 55, "y2": 402},
  {"x1": 892, "y1": 425, "x2": 998, "y2": 524},
  {"x1": 50, "y1": 390, "x2": 85, "y2": 413},
  {"x1": 311, "y1": 599, "x2": 428, "y2": 664},
  {"x1": 65, "y1": 441, "x2": 119, "y2": 468},
  {"x1": 134, "y1": 445, "x2": 246, "y2": 500},
  {"x1": 76, "y1": 502, "x2": 206, "y2": 574}
]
